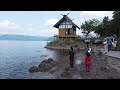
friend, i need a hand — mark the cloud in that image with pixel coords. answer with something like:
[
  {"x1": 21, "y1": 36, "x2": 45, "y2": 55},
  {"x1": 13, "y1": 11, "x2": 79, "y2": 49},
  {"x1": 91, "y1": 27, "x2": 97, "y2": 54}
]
[
  {"x1": 44, "y1": 19, "x2": 59, "y2": 27},
  {"x1": 27, "y1": 24, "x2": 33, "y2": 27},
  {"x1": 37, "y1": 29, "x2": 58, "y2": 36},
  {"x1": 0, "y1": 19, "x2": 58, "y2": 37},
  {"x1": 79, "y1": 11, "x2": 113, "y2": 24},
  {"x1": 1, "y1": 12, "x2": 113, "y2": 37},
  {"x1": 44, "y1": 19, "x2": 59, "y2": 36},
  {"x1": 0, "y1": 20, "x2": 19, "y2": 29},
  {"x1": 34, "y1": 18, "x2": 59, "y2": 36}
]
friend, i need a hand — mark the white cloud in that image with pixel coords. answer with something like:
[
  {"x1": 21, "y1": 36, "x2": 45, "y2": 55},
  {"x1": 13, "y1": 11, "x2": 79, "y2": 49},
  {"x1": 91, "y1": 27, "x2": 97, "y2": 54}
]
[
  {"x1": 0, "y1": 20, "x2": 19, "y2": 29},
  {"x1": 33, "y1": 18, "x2": 59, "y2": 36},
  {"x1": 81, "y1": 11, "x2": 113, "y2": 16},
  {"x1": 79, "y1": 11, "x2": 113, "y2": 24},
  {"x1": 44, "y1": 19, "x2": 59, "y2": 27},
  {"x1": 27, "y1": 24, "x2": 33, "y2": 27},
  {"x1": 37, "y1": 29, "x2": 58, "y2": 36},
  {"x1": 0, "y1": 19, "x2": 58, "y2": 37},
  {"x1": 0, "y1": 12, "x2": 113, "y2": 37}
]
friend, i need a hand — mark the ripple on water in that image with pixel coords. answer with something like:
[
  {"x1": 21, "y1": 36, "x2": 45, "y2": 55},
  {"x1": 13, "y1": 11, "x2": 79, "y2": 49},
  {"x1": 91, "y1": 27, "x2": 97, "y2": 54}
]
[{"x1": 0, "y1": 41, "x2": 86, "y2": 79}]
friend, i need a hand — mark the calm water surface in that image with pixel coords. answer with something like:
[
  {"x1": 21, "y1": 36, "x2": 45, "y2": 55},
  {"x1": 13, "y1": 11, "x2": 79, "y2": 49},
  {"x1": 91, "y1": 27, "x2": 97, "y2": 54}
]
[{"x1": 0, "y1": 40, "x2": 68, "y2": 79}]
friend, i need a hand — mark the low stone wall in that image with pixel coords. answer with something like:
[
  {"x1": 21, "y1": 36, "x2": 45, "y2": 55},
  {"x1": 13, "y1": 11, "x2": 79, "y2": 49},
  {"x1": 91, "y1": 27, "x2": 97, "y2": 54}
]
[
  {"x1": 45, "y1": 46, "x2": 70, "y2": 50},
  {"x1": 45, "y1": 41, "x2": 86, "y2": 50}
]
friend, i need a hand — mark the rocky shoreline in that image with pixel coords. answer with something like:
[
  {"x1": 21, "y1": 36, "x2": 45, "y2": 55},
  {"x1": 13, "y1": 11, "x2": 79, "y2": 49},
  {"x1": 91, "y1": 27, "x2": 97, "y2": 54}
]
[
  {"x1": 45, "y1": 41, "x2": 86, "y2": 50},
  {"x1": 79, "y1": 53, "x2": 120, "y2": 79},
  {"x1": 45, "y1": 46, "x2": 70, "y2": 50},
  {"x1": 29, "y1": 48, "x2": 120, "y2": 79},
  {"x1": 29, "y1": 58, "x2": 58, "y2": 73}
]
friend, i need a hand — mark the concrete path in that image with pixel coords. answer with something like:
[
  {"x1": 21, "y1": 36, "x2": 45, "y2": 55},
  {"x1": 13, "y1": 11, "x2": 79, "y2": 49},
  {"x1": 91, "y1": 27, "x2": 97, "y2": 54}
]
[{"x1": 100, "y1": 48, "x2": 120, "y2": 59}]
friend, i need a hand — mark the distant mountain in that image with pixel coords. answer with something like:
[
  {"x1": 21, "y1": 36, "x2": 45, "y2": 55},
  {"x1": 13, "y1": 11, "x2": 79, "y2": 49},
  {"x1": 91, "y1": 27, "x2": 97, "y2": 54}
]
[
  {"x1": 0, "y1": 34, "x2": 49, "y2": 41},
  {"x1": 47, "y1": 37, "x2": 54, "y2": 41}
]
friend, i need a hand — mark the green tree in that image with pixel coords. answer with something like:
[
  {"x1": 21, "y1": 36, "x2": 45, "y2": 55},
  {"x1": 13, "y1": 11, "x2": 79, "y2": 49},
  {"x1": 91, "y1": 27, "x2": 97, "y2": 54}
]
[
  {"x1": 95, "y1": 16, "x2": 111, "y2": 37},
  {"x1": 80, "y1": 19, "x2": 100, "y2": 39},
  {"x1": 111, "y1": 11, "x2": 120, "y2": 49},
  {"x1": 95, "y1": 12, "x2": 120, "y2": 50},
  {"x1": 111, "y1": 11, "x2": 120, "y2": 38}
]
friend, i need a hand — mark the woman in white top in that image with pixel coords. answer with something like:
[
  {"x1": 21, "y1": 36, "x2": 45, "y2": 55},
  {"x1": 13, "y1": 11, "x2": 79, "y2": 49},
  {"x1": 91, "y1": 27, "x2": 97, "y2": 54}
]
[{"x1": 103, "y1": 38, "x2": 108, "y2": 54}]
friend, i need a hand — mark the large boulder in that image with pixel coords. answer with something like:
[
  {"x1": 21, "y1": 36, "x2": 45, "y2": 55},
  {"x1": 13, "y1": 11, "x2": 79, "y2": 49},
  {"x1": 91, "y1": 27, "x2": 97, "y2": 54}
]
[
  {"x1": 29, "y1": 58, "x2": 57, "y2": 73},
  {"x1": 29, "y1": 66, "x2": 39, "y2": 73},
  {"x1": 38, "y1": 63, "x2": 51, "y2": 72},
  {"x1": 38, "y1": 58, "x2": 57, "y2": 72},
  {"x1": 50, "y1": 70, "x2": 56, "y2": 74}
]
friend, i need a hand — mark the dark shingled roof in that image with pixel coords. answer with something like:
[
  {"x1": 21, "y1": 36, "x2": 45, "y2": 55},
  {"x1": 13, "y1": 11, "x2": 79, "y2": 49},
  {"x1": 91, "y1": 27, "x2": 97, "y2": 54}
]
[{"x1": 53, "y1": 15, "x2": 80, "y2": 29}]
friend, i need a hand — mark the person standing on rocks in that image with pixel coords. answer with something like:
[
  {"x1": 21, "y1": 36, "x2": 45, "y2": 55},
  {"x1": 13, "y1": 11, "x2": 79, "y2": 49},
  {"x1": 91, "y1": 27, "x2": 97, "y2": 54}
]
[
  {"x1": 85, "y1": 44, "x2": 93, "y2": 55},
  {"x1": 69, "y1": 46, "x2": 75, "y2": 68},
  {"x1": 85, "y1": 52, "x2": 91, "y2": 72}
]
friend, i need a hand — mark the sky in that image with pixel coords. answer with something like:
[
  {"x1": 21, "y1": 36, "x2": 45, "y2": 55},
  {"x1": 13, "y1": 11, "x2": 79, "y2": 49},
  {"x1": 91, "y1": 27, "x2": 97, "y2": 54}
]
[{"x1": 0, "y1": 11, "x2": 114, "y2": 37}]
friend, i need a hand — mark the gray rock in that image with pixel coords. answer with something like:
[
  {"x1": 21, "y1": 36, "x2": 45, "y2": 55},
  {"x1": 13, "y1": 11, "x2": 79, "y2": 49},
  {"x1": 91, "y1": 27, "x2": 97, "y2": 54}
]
[
  {"x1": 65, "y1": 67, "x2": 71, "y2": 71},
  {"x1": 50, "y1": 70, "x2": 56, "y2": 74},
  {"x1": 29, "y1": 66, "x2": 39, "y2": 73},
  {"x1": 38, "y1": 58, "x2": 57, "y2": 72},
  {"x1": 105, "y1": 66, "x2": 109, "y2": 69},
  {"x1": 100, "y1": 67, "x2": 107, "y2": 70},
  {"x1": 48, "y1": 58, "x2": 53, "y2": 61},
  {"x1": 40, "y1": 55, "x2": 47, "y2": 57},
  {"x1": 61, "y1": 72, "x2": 70, "y2": 77},
  {"x1": 60, "y1": 67, "x2": 74, "y2": 78},
  {"x1": 97, "y1": 49, "x2": 102, "y2": 56},
  {"x1": 29, "y1": 58, "x2": 57, "y2": 73}
]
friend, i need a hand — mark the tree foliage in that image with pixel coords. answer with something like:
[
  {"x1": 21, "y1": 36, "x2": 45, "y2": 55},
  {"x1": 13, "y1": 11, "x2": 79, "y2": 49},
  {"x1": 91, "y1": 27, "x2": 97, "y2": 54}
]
[
  {"x1": 94, "y1": 11, "x2": 120, "y2": 49},
  {"x1": 111, "y1": 11, "x2": 120, "y2": 37},
  {"x1": 80, "y1": 11, "x2": 120, "y2": 49},
  {"x1": 80, "y1": 19, "x2": 100, "y2": 39},
  {"x1": 94, "y1": 14, "x2": 119, "y2": 37},
  {"x1": 95, "y1": 16, "x2": 111, "y2": 37}
]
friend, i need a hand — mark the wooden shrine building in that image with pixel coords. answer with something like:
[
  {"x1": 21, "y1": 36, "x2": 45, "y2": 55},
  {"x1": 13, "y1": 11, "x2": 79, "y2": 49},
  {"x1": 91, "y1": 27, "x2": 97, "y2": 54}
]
[{"x1": 53, "y1": 14, "x2": 80, "y2": 41}]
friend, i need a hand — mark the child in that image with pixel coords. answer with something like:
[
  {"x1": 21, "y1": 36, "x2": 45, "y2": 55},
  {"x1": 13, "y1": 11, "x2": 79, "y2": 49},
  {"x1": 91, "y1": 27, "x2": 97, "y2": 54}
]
[
  {"x1": 88, "y1": 46, "x2": 92, "y2": 54},
  {"x1": 85, "y1": 45, "x2": 92, "y2": 55},
  {"x1": 85, "y1": 52, "x2": 91, "y2": 72}
]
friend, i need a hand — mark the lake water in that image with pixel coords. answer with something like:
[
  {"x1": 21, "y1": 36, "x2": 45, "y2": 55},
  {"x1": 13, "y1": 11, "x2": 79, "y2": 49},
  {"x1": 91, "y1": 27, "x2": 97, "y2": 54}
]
[{"x1": 0, "y1": 40, "x2": 69, "y2": 79}]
